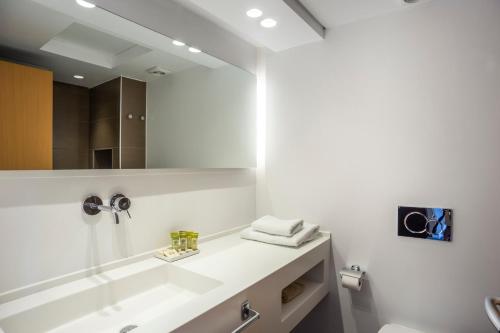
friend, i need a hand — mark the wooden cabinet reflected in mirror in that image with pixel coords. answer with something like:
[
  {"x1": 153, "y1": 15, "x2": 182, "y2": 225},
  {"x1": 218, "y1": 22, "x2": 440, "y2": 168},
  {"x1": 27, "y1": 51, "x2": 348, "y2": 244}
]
[
  {"x1": 0, "y1": 0, "x2": 256, "y2": 170},
  {"x1": 0, "y1": 60, "x2": 53, "y2": 170}
]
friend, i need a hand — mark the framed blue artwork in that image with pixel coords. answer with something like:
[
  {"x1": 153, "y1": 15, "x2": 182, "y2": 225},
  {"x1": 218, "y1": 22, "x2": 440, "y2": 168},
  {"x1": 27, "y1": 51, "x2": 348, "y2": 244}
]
[{"x1": 398, "y1": 206, "x2": 452, "y2": 241}]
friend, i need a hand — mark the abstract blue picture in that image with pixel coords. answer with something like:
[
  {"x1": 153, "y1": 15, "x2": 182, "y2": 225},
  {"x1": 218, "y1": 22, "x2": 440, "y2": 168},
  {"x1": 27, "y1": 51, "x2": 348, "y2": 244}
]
[{"x1": 398, "y1": 206, "x2": 452, "y2": 241}]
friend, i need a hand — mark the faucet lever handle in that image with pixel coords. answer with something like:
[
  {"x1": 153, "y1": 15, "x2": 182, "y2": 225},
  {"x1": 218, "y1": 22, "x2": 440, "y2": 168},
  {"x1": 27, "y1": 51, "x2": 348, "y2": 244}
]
[
  {"x1": 126, "y1": 210, "x2": 131, "y2": 219},
  {"x1": 110, "y1": 194, "x2": 131, "y2": 212}
]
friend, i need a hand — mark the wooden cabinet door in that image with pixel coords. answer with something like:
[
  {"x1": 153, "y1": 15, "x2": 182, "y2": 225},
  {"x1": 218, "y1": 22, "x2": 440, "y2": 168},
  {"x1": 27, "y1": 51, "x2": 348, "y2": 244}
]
[{"x1": 0, "y1": 60, "x2": 53, "y2": 170}]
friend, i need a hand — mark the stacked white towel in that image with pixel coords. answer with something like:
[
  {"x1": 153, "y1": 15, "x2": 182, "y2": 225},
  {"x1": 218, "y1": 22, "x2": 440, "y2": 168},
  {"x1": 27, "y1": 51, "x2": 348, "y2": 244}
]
[
  {"x1": 251, "y1": 215, "x2": 304, "y2": 236},
  {"x1": 241, "y1": 215, "x2": 320, "y2": 247}
]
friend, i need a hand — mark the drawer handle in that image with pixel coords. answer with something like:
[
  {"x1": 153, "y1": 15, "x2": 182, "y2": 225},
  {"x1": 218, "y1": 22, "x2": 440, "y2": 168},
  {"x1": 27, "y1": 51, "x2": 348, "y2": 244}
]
[{"x1": 231, "y1": 301, "x2": 260, "y2": 333}]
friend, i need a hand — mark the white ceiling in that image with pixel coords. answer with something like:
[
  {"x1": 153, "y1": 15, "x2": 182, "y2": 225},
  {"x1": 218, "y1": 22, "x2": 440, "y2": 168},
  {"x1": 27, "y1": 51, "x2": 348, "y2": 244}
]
[
  {"x1": 300, "y1": 0, "x2": 424, "y2": 28},
  {"x1": 0, "y1": 0, "x2": 228, "y2": 88},
  {"x1": 177, "y1": 0, "x2": 324, "y2": 52},
  {"x1": 176, "y1": 0, "x2": 426, "y2": 51},
  {"x1": 40, "y1": 23, "x2": 152, "y2": 69}
]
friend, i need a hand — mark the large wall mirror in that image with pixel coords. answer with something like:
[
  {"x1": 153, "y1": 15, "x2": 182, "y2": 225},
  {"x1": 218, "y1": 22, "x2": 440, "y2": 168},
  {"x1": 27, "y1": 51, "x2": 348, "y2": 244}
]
[{"x1": 0, "y1": 0, "x2": 256, "y2": 170}]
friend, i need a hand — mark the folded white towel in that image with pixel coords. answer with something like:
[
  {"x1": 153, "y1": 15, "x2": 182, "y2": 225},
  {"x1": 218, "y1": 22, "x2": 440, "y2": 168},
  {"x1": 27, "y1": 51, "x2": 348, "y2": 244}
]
[
  {"x1": 241, "y1": 223, "x2": 320, "y2": 247},
  {"x1": 251, "y1": 215, "x2": 304, "y2": 237}
]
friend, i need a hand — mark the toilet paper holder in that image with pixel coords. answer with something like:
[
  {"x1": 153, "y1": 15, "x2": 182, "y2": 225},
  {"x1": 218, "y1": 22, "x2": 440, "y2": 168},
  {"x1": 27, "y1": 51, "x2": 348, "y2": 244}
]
[{"x1": 339, "y1": 265, "x2": 366, "y2": 281}]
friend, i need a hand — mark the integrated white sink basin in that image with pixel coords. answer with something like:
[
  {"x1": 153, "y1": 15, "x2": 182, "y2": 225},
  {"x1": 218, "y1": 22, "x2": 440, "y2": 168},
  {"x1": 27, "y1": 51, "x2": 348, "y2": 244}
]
[{"x1": 0, "y1": 259, "x2": 222, "y2": 333}]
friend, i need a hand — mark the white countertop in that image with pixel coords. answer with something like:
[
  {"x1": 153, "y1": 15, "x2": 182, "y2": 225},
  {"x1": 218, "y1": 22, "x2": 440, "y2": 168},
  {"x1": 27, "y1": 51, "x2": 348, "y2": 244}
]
[
  {"x1": 138, "y1": 231, "x2": 330, "y2": 332},
  {"x1": 0, "y1": 229, "x2": 330, "y2": 333}
]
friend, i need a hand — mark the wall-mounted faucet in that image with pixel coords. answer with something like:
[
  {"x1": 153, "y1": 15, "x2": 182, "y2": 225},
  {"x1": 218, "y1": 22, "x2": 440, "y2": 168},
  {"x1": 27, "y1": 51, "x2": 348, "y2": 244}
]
[{"x1": 83, "y1": 193, "x2": 132, "y2": 224}]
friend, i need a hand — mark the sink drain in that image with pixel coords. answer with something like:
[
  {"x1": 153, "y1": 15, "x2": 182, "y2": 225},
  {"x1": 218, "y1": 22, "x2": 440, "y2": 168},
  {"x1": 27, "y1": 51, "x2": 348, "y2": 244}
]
[{"x1": 120, "y1": 325, "x2": 138, "y2": 333}]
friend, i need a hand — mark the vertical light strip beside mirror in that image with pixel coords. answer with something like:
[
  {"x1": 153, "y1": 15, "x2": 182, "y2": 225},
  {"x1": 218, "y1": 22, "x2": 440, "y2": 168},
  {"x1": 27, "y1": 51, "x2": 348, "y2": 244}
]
[{"x1": 256, "y1": 49, "x2": 267, "y2": 170}]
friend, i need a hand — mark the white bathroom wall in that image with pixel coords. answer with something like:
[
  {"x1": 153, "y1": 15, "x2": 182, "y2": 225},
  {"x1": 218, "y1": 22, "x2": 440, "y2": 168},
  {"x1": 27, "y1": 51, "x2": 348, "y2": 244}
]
[
  {"x1": 261, "y1": 0, "x2": 500, "y2": 332},
  {"x1": 0, "y1": 169, "x2": 255, "y2": 293},
  {"x1": 147, "y1": 65, "x2": 256, "y2": 168}
]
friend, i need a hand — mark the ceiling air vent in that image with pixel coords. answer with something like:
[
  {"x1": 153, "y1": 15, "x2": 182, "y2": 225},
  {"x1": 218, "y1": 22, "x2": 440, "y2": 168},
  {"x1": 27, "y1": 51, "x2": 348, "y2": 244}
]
[{"x1": 146, "y1": 66, "x2": 169, "y2": 76}]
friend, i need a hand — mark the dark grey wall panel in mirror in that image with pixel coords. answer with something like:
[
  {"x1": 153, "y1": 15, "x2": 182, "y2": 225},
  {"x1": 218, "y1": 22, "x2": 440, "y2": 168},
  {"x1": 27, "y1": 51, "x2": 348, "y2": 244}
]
[
  {"x1": 53, "y1": 82, "x2": 90, "y2": 169},
  {"x1": 0, "y1": 0, "x2": 256, "y2": 170}
]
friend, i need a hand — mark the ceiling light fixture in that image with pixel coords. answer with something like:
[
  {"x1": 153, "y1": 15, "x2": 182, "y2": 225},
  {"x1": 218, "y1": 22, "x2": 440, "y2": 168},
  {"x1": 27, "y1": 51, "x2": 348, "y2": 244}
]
[
  {"x1": 246, "y1": 8, "x2": 263, "y2": 18},
  {"x1": 172, "y1": 40, "x2": 185, "y2": 46},
  {"x1": 188, "y1": 47, "x2": 201, "y2": 53},
  {"x1": 73, "y1": 74, "x2": 85, "y2": 80},
  {"x1": 260, "y1": 18, "x2": 277, "y2": 28},
  {"x1": 75, "y1": 0, "x2": 95, "y2": 8}
]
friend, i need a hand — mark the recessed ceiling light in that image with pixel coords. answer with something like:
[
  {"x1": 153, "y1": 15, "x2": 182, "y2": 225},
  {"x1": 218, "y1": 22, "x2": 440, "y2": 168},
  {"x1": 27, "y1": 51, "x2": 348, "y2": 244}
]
[
  {"x1": 73, "y1": 74, "x2": 84, "y2": 80},
  {"x1": 75, "y1": 0, "x2": 95, "y2": 8},
  {"x1": 188, "y1": 47, "x2": 201, "y2": 53},
  {"x1": 260, "y1": 18, "x2": 277, "y2": 28},
  {"x1": 246, "y1": 8, "x2": 263, "y2": 18},
  {"x1": 172, "y1": 40, "x2": 185, "y2": 46}
]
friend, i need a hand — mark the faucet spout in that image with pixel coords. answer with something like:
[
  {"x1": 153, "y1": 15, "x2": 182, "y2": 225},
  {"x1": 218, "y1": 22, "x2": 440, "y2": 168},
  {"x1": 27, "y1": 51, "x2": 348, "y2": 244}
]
[{"x1": 84, "y1": 202, "x2": 116, "y2": 214}]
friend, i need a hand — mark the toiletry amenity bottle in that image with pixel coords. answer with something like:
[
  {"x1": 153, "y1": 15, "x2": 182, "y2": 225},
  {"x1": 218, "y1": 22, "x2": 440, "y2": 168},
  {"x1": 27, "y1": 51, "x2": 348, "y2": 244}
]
[
  {"x1": 170, "y1": 232, "x2": 180, "y2": 251},
  {"x1": 179, "y1": 231, "x2": 188, "y2": 251},
  {"x1": 191, "y1": 232, "x2": 199, "y2": 250}
]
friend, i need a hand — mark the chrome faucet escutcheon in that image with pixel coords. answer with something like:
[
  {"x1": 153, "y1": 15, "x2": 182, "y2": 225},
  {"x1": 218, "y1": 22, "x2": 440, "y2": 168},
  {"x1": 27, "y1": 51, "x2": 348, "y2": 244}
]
[{"x1": 83, "y1": 194, "x2": 132, "y2": 224}]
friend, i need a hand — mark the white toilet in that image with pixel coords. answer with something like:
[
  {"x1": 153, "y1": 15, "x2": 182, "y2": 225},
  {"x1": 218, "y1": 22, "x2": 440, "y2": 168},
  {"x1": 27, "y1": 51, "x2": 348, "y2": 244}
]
[{"x1": 379, "y1": 324, "x2": 423, "y2": 333}]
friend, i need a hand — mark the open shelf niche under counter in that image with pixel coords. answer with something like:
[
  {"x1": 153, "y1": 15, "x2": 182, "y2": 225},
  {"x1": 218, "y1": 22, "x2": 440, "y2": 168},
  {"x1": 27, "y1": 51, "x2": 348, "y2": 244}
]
[{"x1": 281, "y1": 260, "x2": 325, "y2": 324}]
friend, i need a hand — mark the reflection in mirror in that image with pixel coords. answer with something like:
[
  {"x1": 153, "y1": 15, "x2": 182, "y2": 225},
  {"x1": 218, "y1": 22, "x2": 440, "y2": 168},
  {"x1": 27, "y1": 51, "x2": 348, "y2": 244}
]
[{"x1": 0, "y1": 0, "x2": 256, "y2": 170}]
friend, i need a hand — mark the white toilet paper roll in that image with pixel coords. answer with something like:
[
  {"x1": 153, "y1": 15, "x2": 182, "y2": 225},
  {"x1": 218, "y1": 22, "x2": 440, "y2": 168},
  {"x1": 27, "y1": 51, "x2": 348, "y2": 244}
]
[{"x1": 341, "y1": 274, "x2": 363, "y2": 291}]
